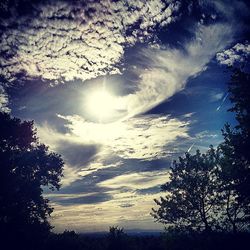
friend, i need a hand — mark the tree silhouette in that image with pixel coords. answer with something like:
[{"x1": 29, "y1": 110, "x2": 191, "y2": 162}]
[
  {"x1": 217, "y1": 68, "x2": 250, "y2": 232},
  {"x1": 0, "y1": 112, "x2": 64, "y2": 248},
  {"x1": 151, "y1": 147, "x2": 221, "y2": 232},
  {"x1": 107, "y1": 226, "x2": 127, "y2": 250},
  {"x1": 224, "y1": 68, "x2": 250, "y2": 199},
  {"x1": 152, "y1": 68, "x2": 250, "y2": 234},
  {"x1": 217, "y1": 134, "x2": 250, "y2": 233}
]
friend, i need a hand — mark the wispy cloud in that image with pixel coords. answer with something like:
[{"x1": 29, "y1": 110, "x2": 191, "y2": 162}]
[
  {"x1": 50, "y1": 190, "x2": 165, "y2": 232},
  {"x1": 98, "y1": 171, "x2": 170, "y2": 190},
  {"x1": 119, "y1": 23, "x2": 233, "y2": 117},
  {"x1": 210, "y1": 92, "x2": 224, "y2": 102},
  {"x1": 216, "y1": 92, "x2": 229, "y2": 111}
]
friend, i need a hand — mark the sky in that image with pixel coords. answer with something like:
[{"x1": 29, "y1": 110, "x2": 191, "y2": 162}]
[{"x1": 0, "y1": 0, "x2": 250, "y2": 233}]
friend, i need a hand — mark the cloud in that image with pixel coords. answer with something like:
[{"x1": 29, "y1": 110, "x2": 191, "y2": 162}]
[
  {"x1": 60, "y1": 165, "x2": 82, "y2": 187},
  {"x1": 56, "y1": 141, "x2": 99, "y2": 168},
  {"x1": 210, "y1": 92, "x2": 224, "y2": 102},
  {"x1": 36, "y1": 112, "x2": 190, "y2": 187},
  {"x1": 49, "y1": 190, "x2": 165, "y2": 232},
  {"x1": 36, "y1": 123, "x2": 101, "y2": 186},
  {"x1": 216, "y1": 42, "x2": 250, "y2": 66},
  {"x1": 119, "y1": 203, "x2": 135, "y2": 208},
  {"x1": 0, "y1": 85, "x2": 10, "y2": 112},
  {"x1": 57, "y1": 113, "x2": 190, "y2": 160},
  {"x1": 98, "y1": 171, "x2": 170, "y2": 190},
  {"x1": 185, "y1": 130, "x2": 222, "y2": 154},
  {"x1": 211, "y1": 0, "x2": 249, "y2": 24},
  {"x1": 47, "y1": 192, "x2": 112, "y2": 206},
  {"x1": 196, "y1": 130, "x2": 220, "y2": 140},
  {"x1": 1, "y1": 0, "x2": 247, "y2": 233},
  {"x1": 118, "y1": 23, "x2": 233, "y2": 117},
  {"x1": 0, "y1": 0, "x2": 180, "y2": 83}
]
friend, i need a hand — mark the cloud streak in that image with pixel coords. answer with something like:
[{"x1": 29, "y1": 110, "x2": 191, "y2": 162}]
[
  {"x1": 117, "y1": 23, "x2": 233, "y2": 117},
  {"x1": 98, "y1": 171, "x2": 170, "y2": 190}
]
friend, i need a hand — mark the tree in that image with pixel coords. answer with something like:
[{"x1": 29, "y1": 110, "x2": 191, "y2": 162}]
[
  {"x1": 216, "y1": 68, "x2": 250, "y2": 232},
  {"x1": 217, "y1": 132, "x2": 250, "y2": 233},
  {"x1": 152, "y1": 68, "x2": 250, "y2": 233},
  {"x1": 107, "y1": 226, "x2": 127, "y2": 250},
  {"x1": 151, "y1": 147, "x2": 221, "y2": 232},
  {"x1": 0, "y1": 112, "x2": 64, "y2": 248},
  {"x1": 223, "y1": 68, "x2": 250, "y2": 200},
  {"x1": 228, "y1": 68, "x2": 250, "y2": 135}
]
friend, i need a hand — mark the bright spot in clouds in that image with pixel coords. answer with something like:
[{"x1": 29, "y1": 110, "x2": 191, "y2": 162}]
[{"x1": 86, "y1": 89, "x2": 116, "y2": 121}]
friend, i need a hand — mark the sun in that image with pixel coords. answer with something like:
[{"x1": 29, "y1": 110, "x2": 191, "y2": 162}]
[{"x1": 86, "y1": 89, "x2": 115, "y2": 121}]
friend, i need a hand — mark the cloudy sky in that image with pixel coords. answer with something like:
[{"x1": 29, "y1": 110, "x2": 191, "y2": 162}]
[{"x1": 1, "y1": 0, "x2": 250, "y2": 233}]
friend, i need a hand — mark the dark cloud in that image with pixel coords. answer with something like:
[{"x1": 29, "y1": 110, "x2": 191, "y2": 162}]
[
  {"x1": 136, "y1": 186, "x2": 161, "y2": 195},
  {"x1": 51, "y1": 192, "x2": 112, "y2": 205},
  {"x1": 119, "y1": 203, "x2": 135, "y2": 208},
  {"x1": 57, "y1": 141, "x2": 99, "y2": 168},
  {"x1": 54, "y1": 169, "x2": 115, "y2": 195},
  {"x1": 48, "y1": 156, "x2": 171, "y2": 196}
]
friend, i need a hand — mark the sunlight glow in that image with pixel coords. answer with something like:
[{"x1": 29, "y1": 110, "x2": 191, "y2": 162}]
[{"x1": 87, "y1": 89, "x2": 116, "y2": 121}]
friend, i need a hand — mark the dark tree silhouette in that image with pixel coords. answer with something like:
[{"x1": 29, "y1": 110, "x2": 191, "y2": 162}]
[
  {"x1": 228, "y1": 68, "x2": 250, "y2": 134},
  {"x1": 151, "y1": 147, "x2": 221, "y2": 232},
  {"x1": 217, "y1": 133, "x2": 250, "y2": 233},
  {"x1": 152, "y1": 68, "x2": 250, "y2": 234},
  {"x1": 0, "y1": 112, "x2": 64, "y2": 248},
  {"x1": 223, "y1": 69, "x2": 250, "y2": 199},
  {"x1": 217, "y1": 68, "x2": 250, "y2": 232},
  {"x1": 107, "y1": 226, "x2": 127, "y2": 250}
]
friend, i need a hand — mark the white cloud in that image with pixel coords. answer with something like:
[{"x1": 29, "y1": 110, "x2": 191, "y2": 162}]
[
  {"x1": 9, "y1": 20, "x2": 232, "y2": 192},
  {"x1": 35, "y1": 19, "x2": 235, "y2": 185},
  {"x1": 196, "y1": 130, "x2": 219, "y2": 140},
  {"x1": 50, "y1": 190, "x2": 165, "y2": 232},
  {"x1": 119, "y1": 23, "x2": 233, "y2": 117},
  {"x1": 36, "y1": 113, "x2": 190, "y2": 186},
  {"x1": 59, "y1": 165, "x2": 82, "y2": 187},
  {"x1": 216, "y1": 42, "x2": 250, "y2": 66},
  {"x1": 0, "y1": 0, "x2": 180, "y2": 83},
  {"x1": 0, "y1": 85, "x2": 10, "y2": 112},
  {"x1": 36, "y1": 123, "x2": 97, "y2": 186},
  {"x1": 210, "y1": 92, "x2": 224, "y2": 102},
  {"x1": 57, "y1": 114, "x2": 190, "y2": 160},
  {"x1": 98, "y1": 171, "x2": 170, "y2": 190}
]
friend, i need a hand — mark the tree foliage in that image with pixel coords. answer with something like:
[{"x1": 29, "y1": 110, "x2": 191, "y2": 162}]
[
  {"x1": 228, "y1": 68, "x2": 250, "y2": 134},
  {"x1": 0, "y1": 112, "x2": 64, "y2": 246},
  {"x1": 216, "y1": 68, "x2": 250, "y2": 232},
  {"x1": 107, "y1": 226, "x2": 127, "y2": 250},
  {"x1": 220, "y1": 68, "x2": 250, "y2": 200},
  {"x1": 152, "y1": 68, "x2": 250, "y2": 233},
  {"x1": 151, "y1": 147, "x2": 221, "y2": 232}
]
